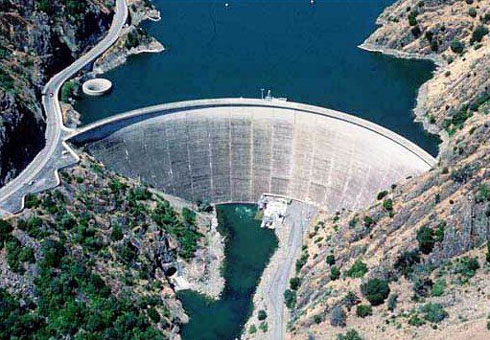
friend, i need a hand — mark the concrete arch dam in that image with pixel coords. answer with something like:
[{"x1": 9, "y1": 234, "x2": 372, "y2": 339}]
[{"x1": 71, "y1": 99, "x2": 436, "y2": 211}]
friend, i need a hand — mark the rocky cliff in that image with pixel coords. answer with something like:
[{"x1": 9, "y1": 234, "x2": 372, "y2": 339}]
[
  {"x1": 0, "y1": 0, "x2": 115, "y2": 186},
  {"x1": 288, "y1": 1, "x2": 490, "y2": 339}
]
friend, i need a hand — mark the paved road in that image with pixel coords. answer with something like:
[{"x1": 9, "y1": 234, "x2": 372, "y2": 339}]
[
  {"x1": 0, "y1": 0, "x2": 128, "y2": 217},
  {"x1": 266, "y1": 201, "x2": 318, "y2": 340}
]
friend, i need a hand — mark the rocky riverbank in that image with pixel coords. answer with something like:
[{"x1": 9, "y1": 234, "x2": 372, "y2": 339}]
[{"x1": 286, "y1": 1, "x2": 489, "y2": 339}]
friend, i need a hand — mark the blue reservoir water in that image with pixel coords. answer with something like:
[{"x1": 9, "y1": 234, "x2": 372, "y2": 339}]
[{"x1": 76, "y1": 0, "x2": 439, "y2": 155}]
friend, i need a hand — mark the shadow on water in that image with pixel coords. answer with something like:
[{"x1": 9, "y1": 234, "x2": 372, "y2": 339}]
[
  {"x1": 177, "y1": 204, "x2": 277, "y2": 340},
  {"x1": 76, "y1": 0, "x2": 439, "y2": 155}
]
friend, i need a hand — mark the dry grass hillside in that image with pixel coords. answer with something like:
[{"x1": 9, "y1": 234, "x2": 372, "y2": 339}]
[{"x1": 287, "y1": 1, "x2": 490, "y2": 339}]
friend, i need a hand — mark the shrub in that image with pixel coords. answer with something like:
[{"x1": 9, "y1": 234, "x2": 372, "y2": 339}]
[
  {"x1": 337, "y1": 329, "x2": 363, "y2": 340},
  {"x1": 356, "y1": 304, "x2": 372, "y2": 318},
  {"x1": 346, "y1": 259, "x2": 368, "y2": 278},
  {"x1": 284, "y1": 289, "x2": 296, "y2": 309},
  {"x1": 147, "y1": 308, "x2": 160, "y2": 323},
  {"x1": 249, "y1": 324, "x2": 257, "y2": 334},
  {"x1": 330, "y1": 266, "x2": 341, "y2": 281},
  {"x1": 258, "y1": 310, "x2": 267, "y2": 321},
  {"x1": 453, "y1": 256, "x2": 480, "y2": 280},
  {"x1": 376, "y1": 191, "x2": 388, "y2": 200},
  {"x1": 417, "y1": 226, "x2": 435, "y2": 254},
  {"x1": 361, "y1": 278, "x2": 390, "y2": 306},
  {"x1": 420, "y1": 303, "x2": 448, "y2": 323},
  {"x1": 111, "y1": 224, "x2": 124, "y2": 242},
  {"x1": 342, "y1": 291, "x2": 360, "y2": 310},
  {"x1": 330, "y1": 305, "x2": 347, "y2": 327},
  {"x1": 430, "y1": 39, "x2": 438, "y2": 52},
  {"x1": 450, "y1": 39, "x2": 464, "y2": 54},
  {"x1": 259, "y1": 321, "x2": 268, "y2": 332},
  {"x1": 313, "y1": 314, "x2": 322, "y2": 324},
  {"x1": 387, "y1": 293, "x2": 398, "y2": 312},
  {"x1": 363, "y1": 216, "x2": 374, "y2": 228},
  {"x1": 394, "y1": 250, "x2": 421, "y2": 277},
  {"x1": 296, "y1": 252, "x2": 309, "y2": 272},
  {"x1": 326, "y1": 254, "x2": 336, "y2": 265},
  {"x1": 435, "y1": 221, "x2": 446, "y2": 242},
  {"x1": 468, "y1": 7, "x2": 477, "y2": 17},
  {"x1": 413, "y1": 276, "x2": 433, "y2": 297},
  {"x1": 471, "y1": 25, "x2": 489, "y2": 44},
  {"x1": 382, "y1": 199, "x2": 393, "y2": 211},
  {"x1": 431, "y1": 279, "x2": 446, "y2": 297},
  {"x1": 408, "y1": 11, "x2": 418, "y2": 26},
  {"x1": 24, "y1": 193, "x2": 41, "y2": 209},
  {"x1": 409, "y1": 314, "x2": 425, "y2": 327},
  {"x1": 290, "y1": 277, "x2": 302, "y2": 290}
]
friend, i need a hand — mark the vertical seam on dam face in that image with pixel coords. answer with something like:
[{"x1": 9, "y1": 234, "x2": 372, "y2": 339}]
[{"x1": 77, "y1": 99, "x2": 436, "y2": 211}]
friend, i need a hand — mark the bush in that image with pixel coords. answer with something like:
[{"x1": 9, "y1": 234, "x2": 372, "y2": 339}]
[
  {"x1": 471, "y1": 25, "x2": 489, "y2": 44},
  {"x1": 417, "y1": 226, "x2": 435, "y2": 254},
  {"x1": 452, "y1": 256, "x2": 480, "y2": 280},
  {"x1": 249, "y1": 325, "x2": 257, "y2": 334},
  {"x1": 313, "y1": 314, "x2": 322, "y2": 324},
  {"x1": 420, "y1": 303, "x2": 448, "y2": 323},
  {"x1": 111, "y1": 224, "x2": 124, "y2": 242},
  {"x1": 363, "y1": 216, "x2": 374, "y2": 228},
  {"x1": 394, "y1": 250, "x2": 421, "y2": 277},
  {"x1": 356, "y1": 304, "x2": 372, "y2": 318},
  {"x1": 450, "y1": 39, "x2": 464, "y2": 54},
  {"x1": 431, "y1": 279, "x2": 446, "y2": 297},
  {"x1": 289, "y1": 277, "x2": 301, "y2": 290},
  {"x1": 24, "y1": 193, "x2": 41, "y2": 209},
  {"x1": 258, "y1": 310, "x2": 267, "y2": 321},
  {"x1": 284, "y1": 289, "x2": 296, "y2": 309},
  {"x1": 387, "y1": 293, "x2": 398, "y2": 312},
  {"x1": 361, "y1": 278, "x2": 390, "y2": 306},
  {"x1": 408, "y1": 11, "x2": 418, "y2": 26},
  {"x1": 376, "y1": 191, "x2": 388, "y2": 200},
  {"x1": 468, "y1": 7, "x2": 477, "y2": 18},
  {"x1": 342, "y1": 291, "x2": 360, "y2": 310},
  {"x1": 330, "y1": 266, "x2": 341, "y2": 281},
  {"x1": 147, "y1": 308, "x2": 160, "y2": 323},
  {"x1": 330, "y1": 305, "x2": 347, "y2": 327},
  {"x1": 259, "y1": 321, "x2": 268, "y2": 332},
  {"x1": 337, "y1": 329, "x2": 363, "y2": 340},
  {"x1": 326, "y1": 254, "x2": 336, "y2": 265},
  {"x1": 346, "y1": 259, "x2": 368, "y2": 278}
]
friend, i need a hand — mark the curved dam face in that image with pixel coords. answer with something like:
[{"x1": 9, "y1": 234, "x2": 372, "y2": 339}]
[{"x1": 71, "y1": 99, "x2": 435, "y2": 211}]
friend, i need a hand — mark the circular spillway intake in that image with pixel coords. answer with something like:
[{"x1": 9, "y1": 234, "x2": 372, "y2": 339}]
[{"x1": 82, "y1": 78, "x2": 112, "y2": 96}]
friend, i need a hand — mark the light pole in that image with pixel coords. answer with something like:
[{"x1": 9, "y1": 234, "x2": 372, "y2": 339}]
[{"x1": 261, "y1": 88, "x2": 265, "y2": 99}]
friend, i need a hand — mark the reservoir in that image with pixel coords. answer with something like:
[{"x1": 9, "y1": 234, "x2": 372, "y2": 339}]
[
  {"x1": 177, "y1": 204, "x2": 277, "y2": 340},
  {"x1": 76, "y1": 0, "x2": 439, "y2": 155}
]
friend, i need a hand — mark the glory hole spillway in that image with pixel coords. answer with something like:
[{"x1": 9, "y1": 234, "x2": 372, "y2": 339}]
[{"x1": 69, "y1": 99, "x2": 435, "y2": 339}]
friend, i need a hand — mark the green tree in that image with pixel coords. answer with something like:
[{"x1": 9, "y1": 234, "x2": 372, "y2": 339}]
[{"x1": 361, "y1": 278, "x2": 390, "y2": 306}]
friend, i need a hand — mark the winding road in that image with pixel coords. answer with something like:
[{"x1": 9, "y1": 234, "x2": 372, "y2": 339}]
[{"x1": 0, "y1": 0, "x2": 128, "y2": 217}]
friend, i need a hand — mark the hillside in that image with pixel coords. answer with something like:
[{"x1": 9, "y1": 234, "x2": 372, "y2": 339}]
[
  {"x1": 287, "y1": 1, "x2": 490, "y2": 339},
  {"x1": 0, "y1": 153, "x2": 223, "y2": 339}
]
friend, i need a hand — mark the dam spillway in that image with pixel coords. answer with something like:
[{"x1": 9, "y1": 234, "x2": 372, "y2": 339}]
[{"x1": 71, "y1": 99, "x2": 435, "y2": 211}]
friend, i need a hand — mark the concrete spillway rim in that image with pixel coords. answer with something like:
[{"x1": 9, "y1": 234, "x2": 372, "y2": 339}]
[
  {"x1": 70, "y1": 98, "x2": 437, "y2": 168},
  {"x1": 82, "y1": 78, "x2": 112, "y2": 96}
]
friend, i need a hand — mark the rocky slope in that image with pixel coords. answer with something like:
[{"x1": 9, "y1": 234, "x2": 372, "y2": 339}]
[
  {"x1": 0, "y1": 153, "x2": 222, "y2": 339},
  {"x1": 0, "y1": 0, "x2": 116, "y2": 186},
  {"x1": 287, "y1": 1, "x2": 490, "y2": 339}
]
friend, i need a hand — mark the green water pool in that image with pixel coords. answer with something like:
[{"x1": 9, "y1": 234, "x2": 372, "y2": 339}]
[{"x1": 177, "y1": 204, "x2": 277, "y2": 340}]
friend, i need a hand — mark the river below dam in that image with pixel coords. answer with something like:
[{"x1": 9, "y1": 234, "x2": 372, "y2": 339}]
[
  {"x1": 178, "y1": 204, "x2": 277, "y2": 340},
  {"x1": 76, "y1": 0, "x2": 439, "y2": 155}
]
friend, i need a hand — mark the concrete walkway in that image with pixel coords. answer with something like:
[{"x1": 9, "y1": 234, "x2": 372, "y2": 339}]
[{"x1": 0, "y1": 0, "x2": 128, "y2": 217}]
